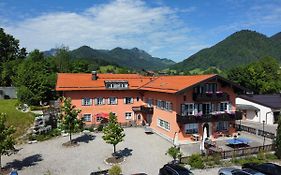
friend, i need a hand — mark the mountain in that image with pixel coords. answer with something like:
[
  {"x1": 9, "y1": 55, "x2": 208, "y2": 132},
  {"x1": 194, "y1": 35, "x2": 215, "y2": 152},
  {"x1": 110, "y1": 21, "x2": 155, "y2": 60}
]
[
  {"x1": 271, "y1": 32, "x2": 281, "y2": 44},
  {"x1": 69, "y1": 46, "x2": 175, "y2": 70},
  {"x1": 171, "y1": 30, "x2": 281, "y2": 71}
]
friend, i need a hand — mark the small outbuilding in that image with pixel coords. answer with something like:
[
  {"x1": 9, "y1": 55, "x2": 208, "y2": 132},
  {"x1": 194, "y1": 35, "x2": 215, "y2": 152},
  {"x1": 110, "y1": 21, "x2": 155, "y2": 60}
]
[{"x1": 236, "y1": 94, "x2": 281, "y2": 125}]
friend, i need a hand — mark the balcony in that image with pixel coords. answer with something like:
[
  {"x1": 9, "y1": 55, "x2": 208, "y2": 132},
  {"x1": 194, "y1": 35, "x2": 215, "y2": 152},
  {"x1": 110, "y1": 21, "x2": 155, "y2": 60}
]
[
  {"x1": 193, "y1": 92, "x2": 229, "y2": 102},
  {"x1": 176, "y1": 111, "x2": 242, "y2": 124},
  {"x1": 132, "y1": 105, "x2": 154, "y2": 114}
]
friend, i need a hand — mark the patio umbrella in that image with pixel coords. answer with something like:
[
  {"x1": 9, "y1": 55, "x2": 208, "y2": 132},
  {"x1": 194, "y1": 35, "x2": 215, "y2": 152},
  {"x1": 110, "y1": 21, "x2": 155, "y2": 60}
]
[
  {"x1": 200, "y1": 127, "x2": 208, "y2": 152},
  {"x1": 173, "y1": 132, "x2": 179, "y2": 146}
]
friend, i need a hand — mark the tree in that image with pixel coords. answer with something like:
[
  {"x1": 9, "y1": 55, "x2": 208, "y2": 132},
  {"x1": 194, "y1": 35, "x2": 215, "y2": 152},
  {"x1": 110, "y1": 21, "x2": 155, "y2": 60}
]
[
  {"x1": 60, "y1": 97, "x2": 82, "y2": 143},
  {"x1": 275, "y1": 116, "x2": 281, "y2": 158},
  {"x1": 13, "y1": 50, "x2": 56, "y2": 105},
  {"x1": 0, "y1": 28, "x2": 26, "y2": 86},
  {"x1": 0, "y1": 113, "x2": 16, "y2": 168},
  {"x1": 166, "y1": 146, "x2": 182, "y2": 162},
  {"x1": 227, "y1": 57, "x2": 281, "y2": 94},
  {"x1": 102, "y1": 113, "x2": 125, "y2": 155}
]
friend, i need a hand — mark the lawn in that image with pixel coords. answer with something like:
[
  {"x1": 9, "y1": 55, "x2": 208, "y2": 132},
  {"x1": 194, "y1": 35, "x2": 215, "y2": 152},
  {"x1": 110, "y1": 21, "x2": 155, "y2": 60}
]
[{"x1": 0, "y1": 99, "x2": 34, "y2": 138}]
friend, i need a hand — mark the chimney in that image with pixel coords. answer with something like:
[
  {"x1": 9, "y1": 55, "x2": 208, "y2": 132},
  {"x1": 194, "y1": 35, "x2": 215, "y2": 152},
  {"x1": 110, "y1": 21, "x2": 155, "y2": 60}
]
[{"x1": 92, "y1": 71, "x2": 98, "y2": 80}]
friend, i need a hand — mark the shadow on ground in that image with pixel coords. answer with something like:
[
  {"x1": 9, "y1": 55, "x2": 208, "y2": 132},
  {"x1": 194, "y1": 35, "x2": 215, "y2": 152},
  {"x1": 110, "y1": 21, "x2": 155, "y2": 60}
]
[
  {"x1": 73, "y1": 134, "x2": 96, "y2": 143},
  {"x1": 5, "y1": 154, "x2": 43, "y2": 170},
  {"x1": 115, "y1": 147, "x2": 133, "y2": 157}
]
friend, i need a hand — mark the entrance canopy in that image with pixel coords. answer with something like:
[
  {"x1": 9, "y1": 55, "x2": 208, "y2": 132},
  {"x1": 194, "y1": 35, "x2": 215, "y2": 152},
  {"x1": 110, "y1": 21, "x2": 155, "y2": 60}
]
[{"x1": 236, "y1": 104, "x2": 259, "y2": 111}]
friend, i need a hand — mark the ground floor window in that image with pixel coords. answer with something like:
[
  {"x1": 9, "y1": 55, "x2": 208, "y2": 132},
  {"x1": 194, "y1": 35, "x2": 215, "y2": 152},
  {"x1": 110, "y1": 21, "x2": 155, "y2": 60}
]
[
  {"x1": 83, "y1": 114, "x2": 92, "y2": 122},
  {"x1": 216, "y1": 121, "x2": 229, "y2": 131},
  {"x1": 125, "y1": 112, "x2": 132, "y2": 120},
  {"x1": 184, "y1": 123, "x2": 198, "y2": 134},
  {"x1": 157, "y1": 118, "x2": 170, "y2": 130},
  {"x1": 96, "y1": 116, "x2": 103, "y2": 122}
]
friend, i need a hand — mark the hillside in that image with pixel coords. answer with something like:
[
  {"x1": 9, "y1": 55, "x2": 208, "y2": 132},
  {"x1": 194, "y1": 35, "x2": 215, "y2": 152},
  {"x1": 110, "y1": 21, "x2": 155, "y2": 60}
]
[
  {"x1": 70, "y1": 46, "x2": 175, "y2": 70},
  {"x1": 171, "y1": 30, "x2": 281, "y2": 71},
  {"x1": 0, "y1": 99, "x2": 34, "y2": 138}
]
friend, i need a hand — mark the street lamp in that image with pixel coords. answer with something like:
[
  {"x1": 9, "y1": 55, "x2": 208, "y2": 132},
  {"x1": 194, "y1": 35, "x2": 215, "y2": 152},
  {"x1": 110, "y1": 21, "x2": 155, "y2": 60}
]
[{"x1": 262, "y1": 120, "x2": 265, "y2": 149}]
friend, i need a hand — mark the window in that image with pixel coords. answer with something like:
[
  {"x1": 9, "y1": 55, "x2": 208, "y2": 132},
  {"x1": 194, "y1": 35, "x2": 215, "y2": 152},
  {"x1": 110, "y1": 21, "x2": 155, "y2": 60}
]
[
  {"x1": 108, "y1": 97, "x2": 117, "y2": 105},
  {"x1": 125, "y1": 112, "x2": 132, "y2": 120},
  {"x1": 82, "y1": 98, "x2": 92, "y2": 106},
  {"x1": 185, "y1": 123, "x2": 198, "y2": 134},
  {"x1": 205, "y1": 83, "x2": 217, "y2": 93},
  {"x1": 156, "y1": 100, "x2": 172, "y2": 111},
  {"x1": 146, "y1": 98, "x2": 153, "y2": 107},
  {"x1": 105, "y1": 81, "x2": 129, "y2": 89},
  {"x1": 83, "y1": 114, "x2": 92, "y2": 122},
  {"x1": 203, "y1": 103, "x2": 211, "y2": 114},
  {"x1": 96, "y1": 116, "x2": 103, "y2": 122},
  {"x1": 181, "y1": 103, "x2": 194, "y2": 115},
  {"x1": 219, "y1": 102, "x2": 229, "y2": 111},
  {"x1": 124, "y1": 97, "x2": 133, "y2": 104},
  {"x1": 217, "y1": 121, "x2": 229, "y2": 131},
  {"x1": 157, "y1": 118, "x2": 170, "y2": 130},
  {"x1": 94, "y1": 97, "x2": 105, "y2": 105},
  {"x1": 136, "y1": 97, "x2": 140, "y2": 101}
]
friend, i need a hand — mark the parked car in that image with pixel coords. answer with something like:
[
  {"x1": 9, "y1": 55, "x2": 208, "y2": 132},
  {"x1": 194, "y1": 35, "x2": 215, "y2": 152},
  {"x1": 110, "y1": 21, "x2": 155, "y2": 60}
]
[
  {"x1": 218, "y1": 167, "x2": 265, "y2": 175},
  {"x1": 242, "y1": 163, "x2": 281, "y2": 175},
  {"x1": 159, "y1": 164, "x2": 194, "y2": 175}
]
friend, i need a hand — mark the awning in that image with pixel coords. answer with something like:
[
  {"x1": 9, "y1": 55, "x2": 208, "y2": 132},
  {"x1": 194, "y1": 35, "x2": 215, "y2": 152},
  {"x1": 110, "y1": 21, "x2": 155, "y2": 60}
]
[
  {"x1": 236, "y1": 104, "x2": 260, "y2": 111},
  {"x1": 95, "y1": 113, "x2": 109, "y2": 118},
  {"x1": 227, "y1": 137, "x2": 251, "y2": 145}
]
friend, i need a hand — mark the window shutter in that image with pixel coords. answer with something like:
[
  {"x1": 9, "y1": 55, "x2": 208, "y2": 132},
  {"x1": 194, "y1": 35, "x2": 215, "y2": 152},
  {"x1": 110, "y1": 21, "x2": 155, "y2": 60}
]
[
  {"x1": 115, "y1": 97, "x2": 118, "y2": 104},
  {"x1": 123, "y1": 98, "x2": 126, "y2": 104},
  {"x1": 102, "y1": 98, "x2": 105, "y2": 105},
  {"x1": 170, "y1": 102, "x2": 173, "y2": 111},
  {"x1": 82, "y1": 98, "x2": 85, "y2": 105},
  {"x1": 107, "y1": 98, "x2": 110, "y2": 104},
  {"x1": 131, "y1": 97, "x2": 134, "y2": 104},
  {"x1": 94, "y1": 98, "x2": 98, "y2": 105}
]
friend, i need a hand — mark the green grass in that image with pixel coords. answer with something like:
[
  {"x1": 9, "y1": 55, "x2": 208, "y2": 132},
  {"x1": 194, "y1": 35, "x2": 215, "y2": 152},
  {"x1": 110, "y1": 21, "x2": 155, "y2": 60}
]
[{"x1": 0, "y1": 99, "x2": 34, "y2": 138}]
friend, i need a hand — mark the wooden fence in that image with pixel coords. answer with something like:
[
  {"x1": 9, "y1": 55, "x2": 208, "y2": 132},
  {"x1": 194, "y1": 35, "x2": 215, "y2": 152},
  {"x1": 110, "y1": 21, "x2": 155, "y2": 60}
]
[
  {"x1": 207, "y1": 144, "x2": 275, "y2": 159},
  {"x1": 236, "y1": 124, "x2": 276, "y2": 139}
]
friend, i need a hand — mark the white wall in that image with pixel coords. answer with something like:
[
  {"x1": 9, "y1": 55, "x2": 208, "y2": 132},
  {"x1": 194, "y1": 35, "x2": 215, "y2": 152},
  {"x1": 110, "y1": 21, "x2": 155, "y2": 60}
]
[{"x1": 236, "y1": 97, "x2": 274, "y2": 125}]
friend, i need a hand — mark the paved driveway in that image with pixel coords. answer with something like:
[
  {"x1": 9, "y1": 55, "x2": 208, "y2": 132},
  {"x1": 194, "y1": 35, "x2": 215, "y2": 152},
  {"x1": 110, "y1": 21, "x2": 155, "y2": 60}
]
[{"x1": 3, "y1": 128, "x2": 172, "y2": 175}]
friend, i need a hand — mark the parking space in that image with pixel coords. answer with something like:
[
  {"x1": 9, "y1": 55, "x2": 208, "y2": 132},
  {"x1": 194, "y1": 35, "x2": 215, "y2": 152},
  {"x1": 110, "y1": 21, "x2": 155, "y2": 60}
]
[{"x1": 3, "y1": 128, "x2": 172, "y2": 175}]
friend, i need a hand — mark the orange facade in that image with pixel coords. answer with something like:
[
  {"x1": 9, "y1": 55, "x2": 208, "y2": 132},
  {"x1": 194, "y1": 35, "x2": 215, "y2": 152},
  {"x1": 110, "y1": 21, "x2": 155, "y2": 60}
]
[{"x1": 56, "y1": 73, "x2": 244, "y2": 144}]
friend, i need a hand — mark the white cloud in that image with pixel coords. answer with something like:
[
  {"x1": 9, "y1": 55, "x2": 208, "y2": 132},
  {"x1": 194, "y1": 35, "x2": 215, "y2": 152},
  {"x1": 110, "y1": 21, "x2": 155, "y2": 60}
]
[{"x1": 3, "y1": 0, "x2": 203, "y2": 61}]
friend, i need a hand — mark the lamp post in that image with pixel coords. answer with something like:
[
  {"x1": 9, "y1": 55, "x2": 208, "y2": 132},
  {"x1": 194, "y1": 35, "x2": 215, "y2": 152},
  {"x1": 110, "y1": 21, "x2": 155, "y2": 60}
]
[{"x1": 262, "y1": 120, "x2": 265, "y2": 149}]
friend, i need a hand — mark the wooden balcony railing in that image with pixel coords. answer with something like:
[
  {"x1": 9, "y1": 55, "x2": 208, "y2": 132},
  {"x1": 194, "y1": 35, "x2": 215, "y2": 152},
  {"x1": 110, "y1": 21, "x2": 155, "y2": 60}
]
[{"x1": 193, "y1": 92, "x2": 229, "y2": 102}]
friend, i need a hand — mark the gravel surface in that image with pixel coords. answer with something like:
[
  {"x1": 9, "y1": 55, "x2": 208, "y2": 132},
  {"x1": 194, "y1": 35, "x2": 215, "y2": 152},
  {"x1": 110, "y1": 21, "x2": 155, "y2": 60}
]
[{"x1": 2, "y1": 128, "x2": 173, "y2": 175}]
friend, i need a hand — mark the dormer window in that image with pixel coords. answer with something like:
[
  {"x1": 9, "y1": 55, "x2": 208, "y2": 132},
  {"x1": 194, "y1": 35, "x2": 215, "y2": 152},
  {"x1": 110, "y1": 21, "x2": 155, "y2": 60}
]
[{"x1": 105, "y1": 80, "x2": 129, "y2": 89}]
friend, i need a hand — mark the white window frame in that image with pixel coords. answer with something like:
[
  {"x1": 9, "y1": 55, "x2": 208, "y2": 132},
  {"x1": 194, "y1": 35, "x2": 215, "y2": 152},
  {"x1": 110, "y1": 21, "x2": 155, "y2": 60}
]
[
  {"x1": 157, "y1": 118, "x2": 170, "y2": 131},
  {"x1": 96, "y1": 116, "x2": 103, "y2": 122},
  {"x1": 95, "y1": 97, "x2": 105, "y2": 105},
  {"x1": 108, "y1": 97, "x2": 117, "y2": 105},
  {"x1": 124, "y1": 97, "x2": 133, "y2": 104},
  {"x1": 184, "y1": 123, "x2": 199, "y2": 134},
  {"x1": 125, "y1": 112, "x2": 132, "y2": 120},
  {"x1": 82, "y1": 98, "x2": 92, "y2": 106},
  {"x1": 83, "y1": 114, "x2": 92, "y2": 122},
  {"x1": 219, "y1": 101, "x2": 229, "y2": 111},
  {"x1": 216, "y1": 121, "x2": 229, "y2": 131}
]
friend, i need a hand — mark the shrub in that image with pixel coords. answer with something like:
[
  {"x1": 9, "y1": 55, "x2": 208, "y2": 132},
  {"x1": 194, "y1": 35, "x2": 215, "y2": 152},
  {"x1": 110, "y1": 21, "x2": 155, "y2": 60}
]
[
  {"x1": 188, "y1": 153, "x2": 204, "y2": 169},
  {"x1": 166, "y1": 146, "x2": 181, "y2": 161},
  {"x1": 108, "y1": 165, "x2": 122, "y2": 175},
  {"x1": 97, "y1": 124, "x2": 104, "y2": 132}
]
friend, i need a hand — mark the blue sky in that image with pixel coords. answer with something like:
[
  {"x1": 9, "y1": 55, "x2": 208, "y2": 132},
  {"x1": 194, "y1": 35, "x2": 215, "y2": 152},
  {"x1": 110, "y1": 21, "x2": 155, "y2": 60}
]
[{"x1": 1, "y1": 0, "x2": 281, "y2": 62}]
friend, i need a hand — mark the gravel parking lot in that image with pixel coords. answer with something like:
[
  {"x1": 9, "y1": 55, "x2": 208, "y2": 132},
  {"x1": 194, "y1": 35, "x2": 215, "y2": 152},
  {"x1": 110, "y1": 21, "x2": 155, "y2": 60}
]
[{"x1": 2, "y1": 128, "x2": 173, "y2": 175}]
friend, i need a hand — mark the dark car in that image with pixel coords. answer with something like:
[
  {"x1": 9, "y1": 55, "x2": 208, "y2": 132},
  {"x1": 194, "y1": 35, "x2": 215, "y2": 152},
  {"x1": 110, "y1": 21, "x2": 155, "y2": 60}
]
[
  {"x1": 159, "y1": 164, "x2": 194, "y2": 175},
  {"x1": 242, "y1": 163, "x2": 281, "y2": 175}
]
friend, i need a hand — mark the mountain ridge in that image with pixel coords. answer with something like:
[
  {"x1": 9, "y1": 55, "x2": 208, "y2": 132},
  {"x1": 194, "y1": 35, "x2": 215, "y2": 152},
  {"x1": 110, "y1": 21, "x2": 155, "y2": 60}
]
[{"x1": 170, "y1": 30, "x2": 281, "y2": 72}]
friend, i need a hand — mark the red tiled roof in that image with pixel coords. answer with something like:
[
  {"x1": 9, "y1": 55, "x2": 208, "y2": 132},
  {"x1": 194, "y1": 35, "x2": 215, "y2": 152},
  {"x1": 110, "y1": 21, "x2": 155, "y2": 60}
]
[{"x1": 56, "y1": 73, "x2": 216, "y2": 93}]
